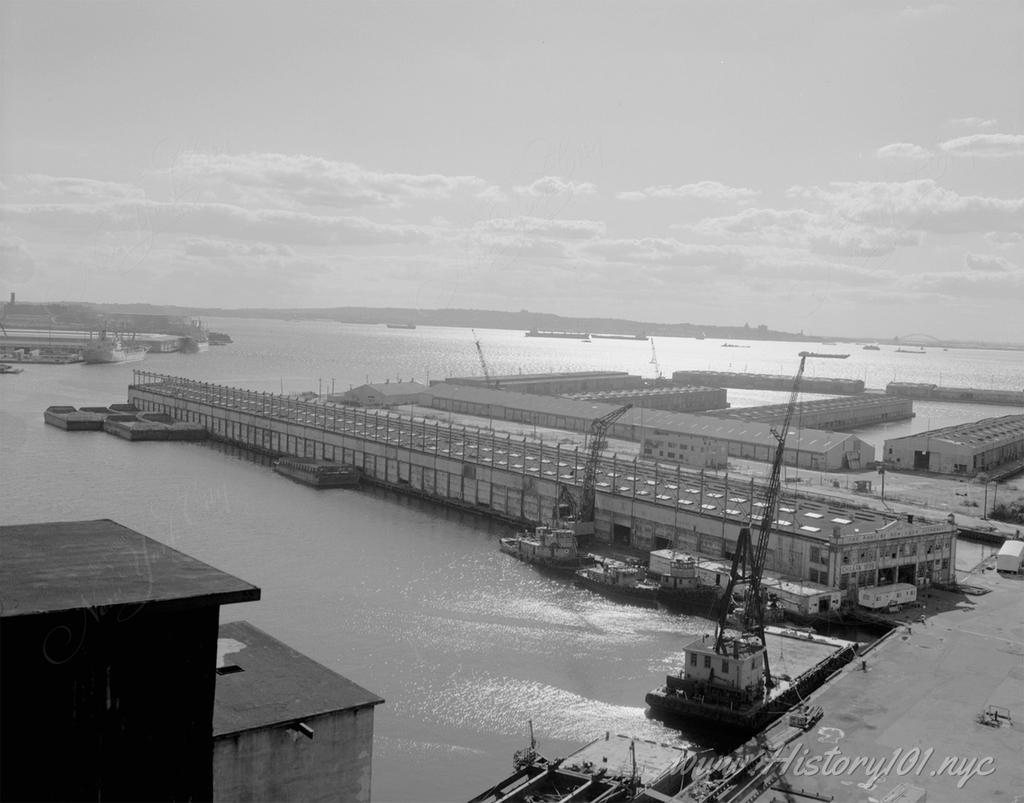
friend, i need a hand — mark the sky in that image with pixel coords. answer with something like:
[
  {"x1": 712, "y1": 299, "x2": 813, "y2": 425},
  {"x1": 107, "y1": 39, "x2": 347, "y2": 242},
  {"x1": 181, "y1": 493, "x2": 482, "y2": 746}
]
[{"x1": 1, "y1": 1, "x2": 1023, "y2": 342}]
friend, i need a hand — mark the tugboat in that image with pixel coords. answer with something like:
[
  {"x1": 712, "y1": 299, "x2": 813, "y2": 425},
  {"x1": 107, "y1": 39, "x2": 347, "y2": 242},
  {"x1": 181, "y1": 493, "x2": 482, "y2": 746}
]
[
  {"x1": 574, "y1": 558, "x2": 660, "y2": 603},
  {"x1": 499, "y1": 525, "x2": 587, "y2": 571}
]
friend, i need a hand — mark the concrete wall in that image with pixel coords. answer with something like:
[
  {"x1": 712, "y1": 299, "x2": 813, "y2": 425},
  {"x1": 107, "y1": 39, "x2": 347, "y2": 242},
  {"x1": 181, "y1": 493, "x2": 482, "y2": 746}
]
[{"x1": 213, "y1": 707, "x2": 375, "y2": 802}]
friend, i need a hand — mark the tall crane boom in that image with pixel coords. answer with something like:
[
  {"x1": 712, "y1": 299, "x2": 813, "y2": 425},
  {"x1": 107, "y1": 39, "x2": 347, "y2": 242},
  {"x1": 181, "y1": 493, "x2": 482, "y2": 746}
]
[
  {"x1": 714, "y1": 355, "x2": 805, "y2": 688},
  {"x1": 579, "y1": 403, "x2": 633, "y2": 524},
  {"x1": 472, "y1": 329, "x2": 493, "y2": 387}
]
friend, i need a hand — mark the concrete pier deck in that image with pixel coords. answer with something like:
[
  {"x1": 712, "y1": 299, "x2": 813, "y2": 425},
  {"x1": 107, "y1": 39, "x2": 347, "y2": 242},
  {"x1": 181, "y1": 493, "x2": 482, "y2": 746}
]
[{"x1": 749, "y1": 564, "x2": 1023, "y2": 802}]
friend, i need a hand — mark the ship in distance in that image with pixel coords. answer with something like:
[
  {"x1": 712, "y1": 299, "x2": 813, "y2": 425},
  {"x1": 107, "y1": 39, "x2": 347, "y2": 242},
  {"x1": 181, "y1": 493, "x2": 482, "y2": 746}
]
[
  {"x1": 525, "y1": 327, "x2": 589, "y2": 340},
  {"x1": 82, "y1": 331, "x2": 147, "y2": 364},
  {"x1": 798, "y1": 350, "x2": 850, "y2": 359}
]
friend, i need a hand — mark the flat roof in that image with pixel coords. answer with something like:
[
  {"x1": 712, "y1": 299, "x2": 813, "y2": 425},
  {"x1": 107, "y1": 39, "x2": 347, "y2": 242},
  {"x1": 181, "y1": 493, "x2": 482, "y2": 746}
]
[
  {"x1": 0, "y1": 520, "x2": 261, "y2": 618},
  {"x1": 213, "y1": 620, "x2": 384, "y2": 736},
  {"x1": 428, "y1": 383, "x2": 863, "y2": 456},
  {"x1": 445, "y1": 370, "x2": 632, "y2": 383}
]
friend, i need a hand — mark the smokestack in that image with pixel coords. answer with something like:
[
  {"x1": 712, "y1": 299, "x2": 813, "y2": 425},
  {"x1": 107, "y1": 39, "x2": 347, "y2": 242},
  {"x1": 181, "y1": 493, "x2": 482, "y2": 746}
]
[{"x1": 9, "y1": 292, "x2": 14, "y2": 304}]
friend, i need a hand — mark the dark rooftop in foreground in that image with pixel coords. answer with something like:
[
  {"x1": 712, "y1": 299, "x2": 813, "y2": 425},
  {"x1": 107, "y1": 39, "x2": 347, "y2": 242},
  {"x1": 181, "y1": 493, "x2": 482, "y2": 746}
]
[
  {"x1": 0, "y1": 519, "x2": 260, "y2": 618},
  {"x1": 213, "y1": 620, "x2": 384, "y2": 736}
]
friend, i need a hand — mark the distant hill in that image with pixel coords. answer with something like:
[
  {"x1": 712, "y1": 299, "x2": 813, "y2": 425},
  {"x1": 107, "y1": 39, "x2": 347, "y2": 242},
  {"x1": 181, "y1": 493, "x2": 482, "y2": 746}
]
[{"x1": 87, "y1": 304, "x2": 816, "y2": 343}]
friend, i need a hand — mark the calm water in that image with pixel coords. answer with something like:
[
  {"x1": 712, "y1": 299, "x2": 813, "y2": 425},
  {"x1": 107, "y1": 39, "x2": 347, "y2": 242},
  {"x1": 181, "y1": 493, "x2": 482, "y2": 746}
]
[{"x1": 1, "y1": 320, "x2": 1021, "y2": 802}]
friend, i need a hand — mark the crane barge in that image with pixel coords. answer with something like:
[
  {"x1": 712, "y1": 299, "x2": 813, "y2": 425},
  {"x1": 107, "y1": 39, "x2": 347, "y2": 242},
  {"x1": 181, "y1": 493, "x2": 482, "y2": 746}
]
[{"x1": 644, "y1": 357, "x2": 858, "y2": 732}]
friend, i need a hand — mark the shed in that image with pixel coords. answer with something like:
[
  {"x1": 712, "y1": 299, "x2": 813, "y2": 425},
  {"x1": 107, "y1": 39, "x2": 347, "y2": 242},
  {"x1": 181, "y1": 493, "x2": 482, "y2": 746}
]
[
  {"x1": 996, "y1": 539, "x2": 1024, "y2": 573},
  {"x1": 338, "y1": 381, "x2": 430, "y2": 407}
]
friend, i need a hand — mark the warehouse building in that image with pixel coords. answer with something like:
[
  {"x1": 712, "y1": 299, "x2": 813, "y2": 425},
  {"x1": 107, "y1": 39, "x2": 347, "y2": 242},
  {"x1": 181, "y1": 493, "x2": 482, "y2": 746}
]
[
  {"x1": 337, "y1": 380, "x2": 430, "y2": 407},
  {"x1": 425, "y1": 383, "x2": 875, "y2": 471},
  {"x1": 883, "y1": 414, "x2": 1024, "y2": 476},
  {"x1": 673, "y1": 370, "x2": 865, "y2": 395},
  {"x1": 562, "y1": 385, "x2": 728, "y2": 413},
  {"x1": 705, "y1": 394, "x2": 914, "y2": 431},
  {"x1": 441, "y1": 370, "x2": 642, "y2": 395}
]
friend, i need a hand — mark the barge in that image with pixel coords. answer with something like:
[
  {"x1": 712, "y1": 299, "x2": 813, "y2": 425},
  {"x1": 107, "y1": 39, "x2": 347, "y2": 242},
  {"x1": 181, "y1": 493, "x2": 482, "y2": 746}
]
[
  {"x1": 272, "y1": 458, "x2": 361, "y2": 488},
  {"x1": 645, "y1": 628, "x2": 858, "y2": 733}
]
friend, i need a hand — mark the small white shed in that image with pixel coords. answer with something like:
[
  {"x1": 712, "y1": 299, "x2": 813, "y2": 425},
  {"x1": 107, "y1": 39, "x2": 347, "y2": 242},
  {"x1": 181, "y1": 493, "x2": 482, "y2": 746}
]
[{"x1": 996, "y1": 540, "x2": 1024, "y2": 573}]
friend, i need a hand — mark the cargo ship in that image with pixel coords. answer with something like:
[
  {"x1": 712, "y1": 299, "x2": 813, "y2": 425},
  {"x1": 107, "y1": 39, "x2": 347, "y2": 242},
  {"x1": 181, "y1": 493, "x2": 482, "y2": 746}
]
[
  {"x1": 82, "y1": 332, "x2": 147, "y2": 364},
  {"x1": 524, "y1": 328, "x2": 590, "y2": 340},
  {"x1": 590, "y1": 333, "x2": 649, "y2": 341}
]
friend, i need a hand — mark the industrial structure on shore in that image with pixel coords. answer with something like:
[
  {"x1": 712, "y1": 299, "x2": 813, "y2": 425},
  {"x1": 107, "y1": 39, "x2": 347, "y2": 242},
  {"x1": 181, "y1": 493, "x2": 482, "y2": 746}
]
[
  {"x1": 0, "y1": 519, "x2": 382, "y2": 802},
  {"x1": 123, "y1": 372, "x2": 957, "y2": 604},
  {"x1": 883, "y1": 414, "x2": 1024, "y2": 479}
]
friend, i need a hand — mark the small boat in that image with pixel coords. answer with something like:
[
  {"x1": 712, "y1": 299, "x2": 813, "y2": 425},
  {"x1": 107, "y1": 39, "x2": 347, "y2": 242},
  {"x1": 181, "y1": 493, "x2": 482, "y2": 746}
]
[
  {"x1": 721, "y1": 343, "x2": 750, "y2": 348},
  {"x1": 798, "y1": 351, "x2": 850, "y2": 359},
  {"x1": 896, "y1": 347, "x2": 926, "y2": 354},
  {"x1": 574, "y1": 558, "x2": 660, "y2": 602},
  {"x1": 500, "y1": 525, "x2": 587, "y2": 571},
  {"x1": 0, "y1": 363, "x2": 25, "y2": 374},
  {"x1": 207, "y1": 331, "x2": 233, "y2": 345},
  {"x1": 862, "y1": 344, "x2": 880, "y2": 350},
  {"x1": 386, "y1": 323, "x2": 417, "y2": 329}
]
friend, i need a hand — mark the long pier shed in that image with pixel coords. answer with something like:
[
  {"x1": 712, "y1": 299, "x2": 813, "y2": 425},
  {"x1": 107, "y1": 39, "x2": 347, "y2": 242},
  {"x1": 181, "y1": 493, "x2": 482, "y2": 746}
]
[{"x1": 126, "y1": 373, "x2": 954, "y2": 600}]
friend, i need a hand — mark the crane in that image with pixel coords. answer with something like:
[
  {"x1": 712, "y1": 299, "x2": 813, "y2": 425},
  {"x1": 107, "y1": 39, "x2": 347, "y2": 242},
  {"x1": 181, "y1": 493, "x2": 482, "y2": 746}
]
[
  {"x1": 577, "y1": 403, "x2": 633, "y2": 532},
  {"x1": 713, "y1": 355, "x2": 805, "y2": 691},
  {"x1": 472, "y1": 329, "x2": 495, "y2": 388},
  {"x1": 649, "y1": 338, "x2": 663, "y2": 380}
]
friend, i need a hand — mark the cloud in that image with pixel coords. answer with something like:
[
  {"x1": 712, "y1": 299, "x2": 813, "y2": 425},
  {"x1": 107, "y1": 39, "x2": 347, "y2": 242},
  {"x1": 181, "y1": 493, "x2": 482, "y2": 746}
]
[
  {"x1": 473, "y1": 216, "x2": 604, "y2": 240},
  {"x1": 945, "y1": 117, "x2": 998, "y2": 130},
  {"x1": 153, "y1": 152, "x2": 489, "y2": 209},
  {"x1": 2, "y1": 199, "x2": 433, "y2": 246},
  {"x1": 984, "y1": 231, "x2": 1023, "y2": 245},
  {"x1": 787, "y1": 180, "x2": 1024, "y2": 234},
  {"x1": 2, "y1": 174, "x2": 146, "y2": 204},
  {"x1": 580, "y1": 237, "x2": 746, "y2": 271},
  {"x1": 964, "y1": 253, "x2": 1017, "y2": 272},
  {"x1": 181, "y1": 237, "x2": 296, "y2": 258},
  {"x1": 688, "y1": 207, "x2": 920, "y2": 257},
  {"x1": 0, "y1": 234, "x2": 36, "y2": 281},
  {"x1": 876, "y1": 143, "x2": 934, "y2": 161},
  {"x1": 513, "y1": 176, "x2": 597, "y2": 197},
  {"x1": 616, "y1": 181, "x2": 759, "y2": 203},
  {"x1": 937, "y1": 133, "x2": 1024, "y2": 158}
]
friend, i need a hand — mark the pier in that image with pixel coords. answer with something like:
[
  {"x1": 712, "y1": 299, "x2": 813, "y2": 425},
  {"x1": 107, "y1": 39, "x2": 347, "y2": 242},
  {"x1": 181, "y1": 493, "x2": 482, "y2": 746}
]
[{"x1": 125, "y1": 372, "x2": 957, "y2": 604}]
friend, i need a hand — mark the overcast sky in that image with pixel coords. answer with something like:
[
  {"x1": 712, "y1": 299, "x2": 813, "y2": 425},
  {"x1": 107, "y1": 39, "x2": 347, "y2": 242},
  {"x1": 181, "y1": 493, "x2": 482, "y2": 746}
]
[{"x1": 1, "y1": 1, "x2": 1023, "y2": 341}]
